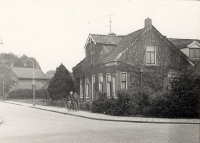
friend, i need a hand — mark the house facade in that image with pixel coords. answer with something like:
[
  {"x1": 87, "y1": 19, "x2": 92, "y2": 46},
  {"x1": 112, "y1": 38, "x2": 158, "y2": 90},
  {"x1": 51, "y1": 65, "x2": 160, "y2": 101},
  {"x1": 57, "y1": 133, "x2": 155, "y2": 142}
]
[
  {"x1": 10, "y1": 67, "x2": 49, "y2": 90},
  {"x1": 73, "y1": 18, "x2": 199, "y2": 101}
]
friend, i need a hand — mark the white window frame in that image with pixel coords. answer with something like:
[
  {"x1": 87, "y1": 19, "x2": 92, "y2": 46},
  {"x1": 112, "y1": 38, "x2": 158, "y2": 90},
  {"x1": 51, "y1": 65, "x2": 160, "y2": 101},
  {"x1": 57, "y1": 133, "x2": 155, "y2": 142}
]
[
  {"x1": 80, "y1": 79, "x2": 83, "y2": 98},
  {"x1": 112, "y1": 76, "x2": 116, "y2": 98},
  {"x1": 120, "y1": 72, "x2": 127, "y2": 90},
  {"x1": 99, "y1": 74, "x2": 103, "y2": 92},
  {"x1": 92, "y1": 75, "x2": 95, "y2": 100},
  {"x1": 106, "y1": 73, "x2": 112, "y2": 97},
  {"x1": 189, "y1": 48, "x2": 200, "y2": 58},
  {"x1": 85, "y1": 77, "x2": 89, "y2": 98},
  {"x1": 146, "y1": 45, "x2": 156, "y2": 65}
]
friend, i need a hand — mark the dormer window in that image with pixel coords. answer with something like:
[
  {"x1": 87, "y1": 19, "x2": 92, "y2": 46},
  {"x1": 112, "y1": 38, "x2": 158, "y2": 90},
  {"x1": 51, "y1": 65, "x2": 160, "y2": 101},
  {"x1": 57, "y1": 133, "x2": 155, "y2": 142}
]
[
  {"x1": 189, "y1": 48, "x2": 200, "y2": 58},
  {"x1": 146, "y1": 45, "x2": 156, "y2": 65}
]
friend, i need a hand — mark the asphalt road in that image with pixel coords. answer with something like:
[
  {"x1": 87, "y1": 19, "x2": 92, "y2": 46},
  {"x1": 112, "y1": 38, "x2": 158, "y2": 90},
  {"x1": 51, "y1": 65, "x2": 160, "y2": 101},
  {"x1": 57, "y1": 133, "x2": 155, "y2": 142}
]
[{"x1": 0, "y1": 102, "x2": 199, "y2": 143}]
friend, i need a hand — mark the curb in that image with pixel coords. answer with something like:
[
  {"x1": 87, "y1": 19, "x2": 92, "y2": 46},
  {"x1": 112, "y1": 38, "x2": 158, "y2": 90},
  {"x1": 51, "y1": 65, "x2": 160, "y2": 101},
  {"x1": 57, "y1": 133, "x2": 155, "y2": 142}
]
[
  {"x1": 3, "y1": 101, "x2": 200, "y2": 124},
  {"x1": 4, "y1": 102, "x2": 23, "y2": 106},
  {"x1": 29, "y1": 106, "x2": 200, "y2": 125}
]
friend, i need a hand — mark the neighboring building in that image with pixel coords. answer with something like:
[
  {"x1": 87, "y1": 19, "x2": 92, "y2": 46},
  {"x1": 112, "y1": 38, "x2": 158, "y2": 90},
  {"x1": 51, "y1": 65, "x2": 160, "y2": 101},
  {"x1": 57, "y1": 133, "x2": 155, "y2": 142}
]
[
  {"x1": 45, "y1": 70, "x2": 55, "y2": 79},
  {"x1": 10, "y1": 67, "x2": 49, "y2": 90},
  {"x1": 73, "y1": 18, "x2": 198, "y2": 101}
]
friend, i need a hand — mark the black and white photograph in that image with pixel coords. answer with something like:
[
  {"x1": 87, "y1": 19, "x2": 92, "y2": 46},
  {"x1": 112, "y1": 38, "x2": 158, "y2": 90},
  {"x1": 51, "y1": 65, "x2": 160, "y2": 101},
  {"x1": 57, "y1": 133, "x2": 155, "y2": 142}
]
[{"x1": 0, "y1": 0, "x2": 200, "y2": 142}]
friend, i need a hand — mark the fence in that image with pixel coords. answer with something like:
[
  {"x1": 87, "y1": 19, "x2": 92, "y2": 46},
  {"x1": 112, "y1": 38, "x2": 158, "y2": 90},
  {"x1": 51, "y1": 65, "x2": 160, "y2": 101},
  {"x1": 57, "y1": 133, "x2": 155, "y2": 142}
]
[{"x1": 8, "y1": 99, "x2": 92, "y2": 111}]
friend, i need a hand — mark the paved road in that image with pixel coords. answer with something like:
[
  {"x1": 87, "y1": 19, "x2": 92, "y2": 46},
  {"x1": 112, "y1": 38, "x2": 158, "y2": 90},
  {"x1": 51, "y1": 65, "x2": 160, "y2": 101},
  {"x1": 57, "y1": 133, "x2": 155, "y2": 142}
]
[{"x1": 0, "y1": 102, "x2": 199, "y2": 143}]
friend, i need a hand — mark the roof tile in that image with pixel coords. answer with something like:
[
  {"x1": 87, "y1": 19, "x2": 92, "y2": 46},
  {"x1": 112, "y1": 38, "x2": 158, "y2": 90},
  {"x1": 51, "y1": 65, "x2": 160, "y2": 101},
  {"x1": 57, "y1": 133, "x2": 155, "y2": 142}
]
[
  {"x1": 12, "y1": 67, "x2": 48, "y2": 79},
  {"x1": 168, "y1": 38, "x2": 200, "y2": 49}
]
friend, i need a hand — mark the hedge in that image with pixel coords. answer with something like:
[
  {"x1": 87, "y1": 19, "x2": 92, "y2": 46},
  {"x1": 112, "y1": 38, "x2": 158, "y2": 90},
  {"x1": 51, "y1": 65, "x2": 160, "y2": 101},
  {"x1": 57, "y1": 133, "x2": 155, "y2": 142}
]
[{"x1": 7, "y1": 89, "x2": 50, "y2": 99}]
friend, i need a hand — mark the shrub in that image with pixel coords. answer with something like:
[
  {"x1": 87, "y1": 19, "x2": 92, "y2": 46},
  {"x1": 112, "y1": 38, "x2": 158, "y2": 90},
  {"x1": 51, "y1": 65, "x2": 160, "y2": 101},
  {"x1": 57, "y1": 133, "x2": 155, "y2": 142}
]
[
  {"x1": 7, "y1": 89, "x2": 49, "y2": 99},
  {"x1": 146, "y1": 70, "x2": 200, "y2": 118},
  {"x1": 91, "y1": 90, "x2": 147, "y2": 116}
]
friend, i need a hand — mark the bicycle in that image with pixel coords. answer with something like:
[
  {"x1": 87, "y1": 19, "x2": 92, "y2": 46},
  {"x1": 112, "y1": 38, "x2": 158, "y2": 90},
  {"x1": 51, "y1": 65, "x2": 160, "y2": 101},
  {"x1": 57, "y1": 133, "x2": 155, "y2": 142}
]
[{"x1": 65, "y1": 98, "x2": 77, "y2": 111}]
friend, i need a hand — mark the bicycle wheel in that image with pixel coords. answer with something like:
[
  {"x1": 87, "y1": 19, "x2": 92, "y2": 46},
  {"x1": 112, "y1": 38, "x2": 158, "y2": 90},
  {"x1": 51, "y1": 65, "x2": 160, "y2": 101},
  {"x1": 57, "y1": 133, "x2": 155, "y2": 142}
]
[
  {"x1": 66, "y1": 102, "x2": 71, "y2": 111},
  {"x1": 73, "y1": 102, "x2": 77, "y2": 111},
  {"x1": 70, "y1": 103, "x2": 74, "y2": 110}
]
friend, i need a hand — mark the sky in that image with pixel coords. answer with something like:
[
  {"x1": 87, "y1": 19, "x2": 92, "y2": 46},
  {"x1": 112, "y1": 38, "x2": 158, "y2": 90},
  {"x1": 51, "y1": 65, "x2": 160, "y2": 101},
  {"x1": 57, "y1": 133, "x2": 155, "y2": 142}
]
[{"x1": 0, "y1": 0, "x2": 200, "y2": 73}]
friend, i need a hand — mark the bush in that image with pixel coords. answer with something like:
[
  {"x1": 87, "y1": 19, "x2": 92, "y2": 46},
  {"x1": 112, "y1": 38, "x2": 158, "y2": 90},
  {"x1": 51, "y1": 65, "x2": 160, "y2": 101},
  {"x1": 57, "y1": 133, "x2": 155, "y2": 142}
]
[
  {"x1": 7, "y1": 89, "x2": 49, "y2": 99},
  {"x1": 91, "y1": 90, "x2": 148, "y2": 116},
  {"x1": 146, "y1": 70, "x2": 200, "y2": 118}
]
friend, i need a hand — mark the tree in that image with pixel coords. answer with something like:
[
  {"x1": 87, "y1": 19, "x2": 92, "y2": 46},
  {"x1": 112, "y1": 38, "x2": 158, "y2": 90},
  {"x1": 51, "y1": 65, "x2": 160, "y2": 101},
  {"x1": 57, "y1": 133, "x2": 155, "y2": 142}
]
[
  {"x1": 0, "y1": 53, "x2": 40, "y2": 69},
  {"x1": 47, "y1": 64, "x2": 74, "y2": 100}
]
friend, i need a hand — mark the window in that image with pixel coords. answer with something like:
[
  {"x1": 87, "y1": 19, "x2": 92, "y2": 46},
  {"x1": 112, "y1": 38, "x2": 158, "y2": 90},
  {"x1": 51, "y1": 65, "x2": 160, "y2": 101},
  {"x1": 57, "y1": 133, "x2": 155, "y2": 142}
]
[
  {"x1": 121, "y1": 73, "x2": 127, "y2": 90},
  {"x1": 91, "y1": 50, "x2": 93, "y2": 64},
  {"x1": 113, "y1": 76, "x2": 116, "y2": 98},
  {"x1": 13, "y1": 80, "x2": 17, "y2": 86},
  {"x1": 85, "y1": 77, "x2": 89, "y2": 98},
  {"x1": 99, "y1": 74, "x2": 103, "y2": 92},
  {"x1": 80, "y1": 79, "x2": 83, "y2": 98},
  {"x1": 146, "y1": 46, "x2": 156, "y2": 65},
  {"x1": 189, "y1": 48, "x2": 200, "y2": 58},
  {"x1": 106, "y1": 73, "x2": 111, "y2": 97},
  {"x1": 92, "y1": 75, "x2": 95, "y2": 100}
]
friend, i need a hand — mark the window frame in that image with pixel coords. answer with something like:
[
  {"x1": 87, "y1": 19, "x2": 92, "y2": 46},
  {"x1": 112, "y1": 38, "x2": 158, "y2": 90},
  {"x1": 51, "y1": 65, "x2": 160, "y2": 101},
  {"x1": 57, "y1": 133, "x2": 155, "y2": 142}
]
[
  {"x1": 145, "y1": 45, "x2": 156, "y2": 65},
  {"x1": 99, "y1": 74, "x2": 103, "y2": 92},
  {"x1": 92, "y1": 75, "x2": 95, "y2": 100},
  {"x1": 80, "y1": 79, "x2": 83, "y2": 98},
  {"x1": 189, "y1": 48, "x2": 200, "y2": 58},
  {"x1": 120, "y1": 72, "x2": 127, "y2": 90},
  {"x1": 85, "y1": 77, "x2": 89, "y2": 98},
  {"x1": 106, "y1": 73, "x2": 112, "y2": 97}
]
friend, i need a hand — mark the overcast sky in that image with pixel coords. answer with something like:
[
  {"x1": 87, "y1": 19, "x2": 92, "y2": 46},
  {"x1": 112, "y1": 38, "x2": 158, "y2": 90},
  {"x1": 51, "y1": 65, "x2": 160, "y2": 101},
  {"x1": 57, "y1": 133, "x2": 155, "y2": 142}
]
[{"x1": 0, "y1": 0, "x2": 200, "y2": 73}]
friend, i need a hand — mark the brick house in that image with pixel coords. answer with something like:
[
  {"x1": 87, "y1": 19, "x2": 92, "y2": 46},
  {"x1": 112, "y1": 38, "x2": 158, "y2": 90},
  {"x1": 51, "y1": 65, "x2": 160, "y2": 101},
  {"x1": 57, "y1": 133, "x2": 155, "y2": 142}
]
[
  {"x1": 10, "y1": 67, "x2": 49, "y2": 90},
  {"x1": 73, "y1": 18, "x2": 199, "y2": 101}
]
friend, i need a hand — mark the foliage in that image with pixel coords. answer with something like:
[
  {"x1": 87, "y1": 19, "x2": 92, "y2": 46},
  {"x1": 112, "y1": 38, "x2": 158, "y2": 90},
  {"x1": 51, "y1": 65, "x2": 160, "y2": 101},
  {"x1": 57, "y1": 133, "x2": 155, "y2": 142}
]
[
  {"x1": 146, "y1": 69, "x2": 200, "y2": 118},
  {"x1": 0, "y1": 67, "x2": 13, "y2": 95},
  {"x1": 91, "y1": 91, "x2": 148, "y2": 116},
  {"x1": 7, "y1": 89, "x2": 49, "y2": 99},
  {"x1": 47, "y1": 64, "x2": 74, "y2": 101},
  {"x1": 0, "y1": 53, "x2": 40, "y2": 69}
]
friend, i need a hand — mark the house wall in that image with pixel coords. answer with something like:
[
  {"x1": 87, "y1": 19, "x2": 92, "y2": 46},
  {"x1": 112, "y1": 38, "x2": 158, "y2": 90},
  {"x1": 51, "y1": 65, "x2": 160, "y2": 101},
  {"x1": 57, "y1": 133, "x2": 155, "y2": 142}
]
[
  {"x1": 79, "y1": 62, "x2": 140, "y2": 100},
  {"x1": 180, "y1": 48, "x2": 189, "y2": 57},
  {"x1": 16, "y1": 79, "x2": 47, "y2": 90},
  {"x1": 119, "y1": 29, "x2": 189, "y2": 70}
]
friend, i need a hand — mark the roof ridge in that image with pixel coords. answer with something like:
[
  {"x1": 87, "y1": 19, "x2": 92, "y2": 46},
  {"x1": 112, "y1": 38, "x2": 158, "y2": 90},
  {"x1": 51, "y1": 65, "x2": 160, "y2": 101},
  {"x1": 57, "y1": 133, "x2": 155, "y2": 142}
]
[
  {"x1": 168, "y1": 38, "x2": 200, "y2": 40},
  {"x1": 90, "y1": 34, "x2": 125, "y2": 37}
]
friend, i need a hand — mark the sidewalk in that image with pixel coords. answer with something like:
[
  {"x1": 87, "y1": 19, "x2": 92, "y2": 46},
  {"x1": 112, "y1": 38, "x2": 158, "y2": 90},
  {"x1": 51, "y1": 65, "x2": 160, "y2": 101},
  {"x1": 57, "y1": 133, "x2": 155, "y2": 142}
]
[{"x1": 4, "y1": 101, "x2": 200, "y2": 124}]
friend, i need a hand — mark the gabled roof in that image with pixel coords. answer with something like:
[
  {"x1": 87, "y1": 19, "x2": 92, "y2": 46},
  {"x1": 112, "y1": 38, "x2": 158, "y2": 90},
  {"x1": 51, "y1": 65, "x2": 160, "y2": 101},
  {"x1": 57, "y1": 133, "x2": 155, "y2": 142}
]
[
  {"x1": 168, "y1": 38, "x2": 200, "y2": 49},
  {"x1": 98, "y1": 25, "x2": 194, "y2": 66},
  {"x1": 88, "y1": 34, "x2": 124, "y2": 46},
  {"x1": 98, "y1": 28, "x2": 144, "y2": 63},
  {"x1": 12, "y1": 67, "x2": 48, "y2": 79}
]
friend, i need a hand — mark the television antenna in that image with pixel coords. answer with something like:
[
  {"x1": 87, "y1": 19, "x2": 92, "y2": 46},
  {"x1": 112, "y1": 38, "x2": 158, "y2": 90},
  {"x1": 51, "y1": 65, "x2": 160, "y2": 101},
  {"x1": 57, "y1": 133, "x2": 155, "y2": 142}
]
[{"x1": 105, "y1": 14, "x2": 115, "y2": 34}]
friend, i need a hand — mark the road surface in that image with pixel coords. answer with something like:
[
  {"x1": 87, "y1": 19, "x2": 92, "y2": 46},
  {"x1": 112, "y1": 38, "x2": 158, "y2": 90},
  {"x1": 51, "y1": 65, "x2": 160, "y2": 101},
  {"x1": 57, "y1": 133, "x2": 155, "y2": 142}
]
[{"x1": 0, "y1": 102, "x2": 199, "y2": 143}]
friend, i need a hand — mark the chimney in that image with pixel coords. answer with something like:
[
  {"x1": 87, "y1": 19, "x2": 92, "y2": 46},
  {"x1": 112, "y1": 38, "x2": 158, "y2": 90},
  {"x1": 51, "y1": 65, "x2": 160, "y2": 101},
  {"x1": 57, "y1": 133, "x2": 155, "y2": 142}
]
[{"x1": 145, "y1": 17, "x2": 152, "y2": 28}]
